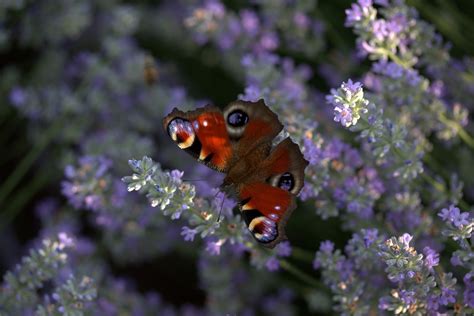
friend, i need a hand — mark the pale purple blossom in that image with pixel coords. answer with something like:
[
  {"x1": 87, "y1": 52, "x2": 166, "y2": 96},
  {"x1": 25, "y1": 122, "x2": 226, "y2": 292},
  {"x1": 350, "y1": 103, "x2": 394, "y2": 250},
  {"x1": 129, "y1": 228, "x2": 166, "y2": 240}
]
[
  {"x1": 276, "y1": 241, "x2": 292, "y2": 257},
  {"x1": 265, "y1": 257, "x2": 280, "y2": 271},
  {"x1": 181, "y1": 226, "x2": 198, "y2": 242}
]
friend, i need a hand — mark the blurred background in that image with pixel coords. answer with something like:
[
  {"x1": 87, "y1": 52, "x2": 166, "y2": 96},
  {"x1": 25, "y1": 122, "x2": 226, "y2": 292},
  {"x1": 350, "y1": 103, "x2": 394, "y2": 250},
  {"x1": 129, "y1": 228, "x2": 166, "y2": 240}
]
[{"x1": 1, "y1": 0, "x2": 474, "y2": 315}]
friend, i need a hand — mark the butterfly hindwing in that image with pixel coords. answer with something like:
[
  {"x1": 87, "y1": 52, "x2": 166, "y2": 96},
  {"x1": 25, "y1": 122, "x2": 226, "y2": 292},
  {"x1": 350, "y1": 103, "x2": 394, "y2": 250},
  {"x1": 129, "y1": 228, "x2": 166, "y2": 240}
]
[
  {"x1": 238, "y1": 137, "x2": 308, "y2": 248},
  {"x1": 239, "y1": 182, "x2": 295, "y2": 248}
]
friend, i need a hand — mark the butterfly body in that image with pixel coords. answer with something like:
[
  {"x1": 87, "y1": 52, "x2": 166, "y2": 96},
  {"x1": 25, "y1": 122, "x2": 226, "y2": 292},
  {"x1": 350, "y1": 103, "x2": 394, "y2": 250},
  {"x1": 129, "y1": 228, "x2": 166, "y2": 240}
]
[{"x1": 163, "y1": 100, "x2": 308, "y2": 248}]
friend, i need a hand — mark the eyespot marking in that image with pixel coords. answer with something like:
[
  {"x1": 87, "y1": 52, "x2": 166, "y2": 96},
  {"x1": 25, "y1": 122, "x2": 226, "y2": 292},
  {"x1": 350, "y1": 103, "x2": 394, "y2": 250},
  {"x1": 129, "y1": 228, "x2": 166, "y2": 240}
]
[
  {"x1": 167, "y1": 118, "x2": 196, "y2": 149},
  {"x1": 242, "y1": 209, "x2": 278, "y2": 244},
  {"x1": 227, "y1": 109, "x2": 249, "y2": 127},
  {"x1": 277, "y1": 172, "x2": 294, "y2": 191}
]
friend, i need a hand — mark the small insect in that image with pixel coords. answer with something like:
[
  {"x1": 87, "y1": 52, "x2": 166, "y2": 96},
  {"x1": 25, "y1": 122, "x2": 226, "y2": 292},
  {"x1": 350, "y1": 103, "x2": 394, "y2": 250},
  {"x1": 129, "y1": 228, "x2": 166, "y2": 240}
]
[
  {"x1": 143, "y1": 55, "x2": 158, "y2": 85},
  {"x1": 163, "y1": 99, "x2": 308, "y2": 248}
]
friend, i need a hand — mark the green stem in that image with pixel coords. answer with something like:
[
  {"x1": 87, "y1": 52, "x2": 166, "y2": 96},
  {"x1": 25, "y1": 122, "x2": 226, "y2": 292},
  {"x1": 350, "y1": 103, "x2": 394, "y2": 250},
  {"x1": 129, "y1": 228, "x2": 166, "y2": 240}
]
[
  {"x1": 291, "y1": 246, "x2": 315, "y2": 263},
  {"x1": 280, "y1": 259, "x2": 325, "y2": 290},
  {"x1": 421, "y1": 172, "x2": 470, "y2": 210},
  {"x1": 0, "y1": 171, "x2": 52, "y2": 232},
  {"x1": 0, "y1": 121, "x2": 62, "y2": 208},
  {"x1": 376, "y1": 47, "x2": 413, "y2": 69},
  {"x1": 438, "y1": 112, "x2": 474, "y2": 150}
]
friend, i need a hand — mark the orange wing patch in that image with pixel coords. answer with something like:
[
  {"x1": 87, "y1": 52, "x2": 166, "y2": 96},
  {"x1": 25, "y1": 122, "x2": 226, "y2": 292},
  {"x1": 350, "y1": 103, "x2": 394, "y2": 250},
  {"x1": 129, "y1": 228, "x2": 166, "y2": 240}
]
[
  {"x1": 240, "y1": 182, "x2": 291, "y2": 219},
  {"x1": 239, "y1": 182, "x2": 294, "y2": 247},
  {"x1": 193, "y1": 112, "x2": 233, "y2": 171}
]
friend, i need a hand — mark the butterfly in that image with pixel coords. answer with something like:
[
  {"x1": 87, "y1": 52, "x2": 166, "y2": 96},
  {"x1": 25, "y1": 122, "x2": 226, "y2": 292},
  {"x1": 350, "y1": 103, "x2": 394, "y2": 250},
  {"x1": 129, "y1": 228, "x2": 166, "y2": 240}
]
[{"x1": 163, "y1": 99, "x2": 308, "y2": 248}]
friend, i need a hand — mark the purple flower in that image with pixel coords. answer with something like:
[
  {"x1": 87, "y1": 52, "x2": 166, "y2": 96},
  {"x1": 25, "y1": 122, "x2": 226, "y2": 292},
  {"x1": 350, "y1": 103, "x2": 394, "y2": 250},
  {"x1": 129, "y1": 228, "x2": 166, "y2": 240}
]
[
  {"x1": 241, "y1": 84, "x2": 264, "y2": 102},
  {"x1": 320, "y1": 240, "x2": 334, "y2": 253},
  {"x1": 333, "y1": 103, "x2": 354, "y2": 127},
  {"x1": 423, "y1": 246, "x2": 439, "y2": 270},
  {"x1": 430, "y1": 80, "x2": 445, "y2": 97},
  {"x1": 265, "y1": 257, "x2": 280, "y2": 271},
  {"x1": 299, "y1": 183, "x2": 316, "y2": 201},
  {"x1": 303, "y1": 137, "x2": 321, "y2": 165},
  {"x1": 464, "y1": 273, "x2": 474, "y2": 308},
  {"x1": 378, "y1": 296, "x2": 391, "y2": 310},
  {"x1": 9, "y1": 87, "x2": 27, "y2": 106},
  {"x1": 346, "y1": 0, "x2": 373, "y2": 26},
  {"x1": 399, "y1": 290, "x2": 416, "y2": 305},
  {"x1": 58, "y1": 232, "x2": 74, "y2": 248},
  {"x1": 372, "y1": 19, "x2": 388, "y2": 41},
  {"x1": 439, "y1": 286, "x2": 457, "y2": 305},
  {"x1": 293, "y1": 12, "x2": 310, "y2": 30},
  {"x1": 324, "y1": 138, "x2": 346, "y2": 160},
  {"x1": 61, "y1": 182, "x2": 82, "y2": 209},
  {"x1": 451, "y1": 254, "x2": 462, "y2": 266},
  {"x1": 84, "y1": 195, "x2": 103, "y2": 211},
  {"x1": 258, "y1": 32, "x2": 279, "y2": 52},
  {"x1": 426, "y1": 294, "x2": 440, "y2": 311},
  {"x1": 170, "y1": 169, "x2": 184, "y2": 181},
  {"x1": 205, "y1": 239, "x2": 223, "y2": 256},
  {"x1": 312, "y1": 257, "x2": 321, "y2": 270},
  {"x1": 400, "y1": 233, "x2": 413, "y2": 249},
  {"x1": 373, "y1": 60, "x2": 404, "y2": 78},
  {"x1": 406, "y1": 270, "x2": 415, "y2": 278},
  {"x1": 362, "y1": 228, "x2": 379, "y2": 247},
  {"x1": 205, "y1": 0, "x2": 225, "y2": 18},
  {"x1": 438, "y1": 205, "x2": 470, "y2": 228},
  {"x1": 343, "y1": 78, "x2": 363, "y2": 95},
  {"x1": 240, "y1": 10, "x2": 259, "y2": 36},
  {"x1": 387, "y1": 13, "x2": 407, "y2": 34},
  {"x1": 345, "y1": 4, "x2": 363, "y2": 27},
  {"x1": 276, "y1": 241, "x2": 292, "y2": 257},
  {"x1": 335, "y1": 258, "x2": 354, "y2": 281},
  {"x1": 181, "y1": 226, "x2": 198, "y2": 242},
  {"x1": 94, "y1": 157, "x2": 112, "y2": 178}
]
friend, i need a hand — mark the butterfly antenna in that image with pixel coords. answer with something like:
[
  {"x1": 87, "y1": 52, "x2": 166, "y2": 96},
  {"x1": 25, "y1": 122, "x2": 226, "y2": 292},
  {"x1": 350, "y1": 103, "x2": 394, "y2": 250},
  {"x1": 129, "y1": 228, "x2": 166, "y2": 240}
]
[
  {"x1": 217, "y1": 191, "x2": 226, "y2": 222},
  {"x1": 182, "y1": 178, "x2": 206, "y2": 182}
]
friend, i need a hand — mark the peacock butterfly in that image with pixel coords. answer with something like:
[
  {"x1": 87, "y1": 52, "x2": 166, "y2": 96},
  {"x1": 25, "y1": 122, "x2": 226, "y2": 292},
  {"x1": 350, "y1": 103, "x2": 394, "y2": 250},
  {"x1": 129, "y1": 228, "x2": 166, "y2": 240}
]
[{"x1": 163, "y1": 99, "x2": 308, "y2": 248}]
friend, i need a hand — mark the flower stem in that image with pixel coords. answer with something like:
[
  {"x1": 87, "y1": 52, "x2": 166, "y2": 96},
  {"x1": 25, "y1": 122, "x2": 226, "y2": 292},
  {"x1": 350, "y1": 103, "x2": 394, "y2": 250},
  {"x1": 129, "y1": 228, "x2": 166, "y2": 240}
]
[
  {"x1": 376, "y1": 47, "x2": 413, "y2": 69},
  {"x1": 0, "y1": 170, "x2": 52, "y2": 232},
  {"x1": 280, "y1": 259, "x2": 325, "y2": 290},
  {"x1": 421, "y1": 172, "x2": 470, "y2": 210},
  {"x1": 438, "y1": 112, "x2": 474, "y2": 150},
  {"x1": 0, "y1": 121, "x2": 62, "y2": 208},
  {"x1": 291, "y1": 246, "x2": 315, "y2": 263}
]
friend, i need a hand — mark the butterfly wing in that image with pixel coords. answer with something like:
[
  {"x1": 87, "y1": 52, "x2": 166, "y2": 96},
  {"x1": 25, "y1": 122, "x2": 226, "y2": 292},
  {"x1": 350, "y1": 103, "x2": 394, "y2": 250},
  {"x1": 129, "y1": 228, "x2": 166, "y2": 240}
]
[
  {"x1": 163, "y1": 99, "x2": 283, "y2": 172},
  {"x1": 163, "y1": 105, "x2": 233, "y2": 172},
  {"x1": 238, "y1": 138, "x2": 308, "y2": 248},
  {"x1": 222, "y1": 99, "x2": 283, "y2": 159}
]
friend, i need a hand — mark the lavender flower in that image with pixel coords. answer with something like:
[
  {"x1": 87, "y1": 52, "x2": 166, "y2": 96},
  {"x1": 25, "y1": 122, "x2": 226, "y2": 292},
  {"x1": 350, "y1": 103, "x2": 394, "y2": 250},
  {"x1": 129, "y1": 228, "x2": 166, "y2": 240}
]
[{"x1": 326, "y1": 79, "x2": 369, "y2": 127}]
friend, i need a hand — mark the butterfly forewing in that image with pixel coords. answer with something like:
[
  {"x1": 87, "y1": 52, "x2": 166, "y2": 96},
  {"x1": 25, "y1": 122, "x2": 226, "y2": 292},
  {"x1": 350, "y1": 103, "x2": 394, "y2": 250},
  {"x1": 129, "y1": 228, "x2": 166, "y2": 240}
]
[{"x1": 163, "y1": 106, "x2": 233, "y2": 172}]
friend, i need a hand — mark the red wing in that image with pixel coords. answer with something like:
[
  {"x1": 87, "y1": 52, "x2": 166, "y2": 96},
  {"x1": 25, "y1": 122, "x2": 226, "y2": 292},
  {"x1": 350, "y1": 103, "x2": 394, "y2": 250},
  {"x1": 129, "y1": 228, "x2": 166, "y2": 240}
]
[
  {"x1": 163, "y1": 106, "x2": 233, "y2": 172},
  {"x1": 238, "y1": 182, "x2": 296, "y2": 248},
  {"x1": 261, "y1": 137, "x2": 308, "y2": 195},
  {"x1": 238, "y1": 138, "x2": 308, "y2": 248}
]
